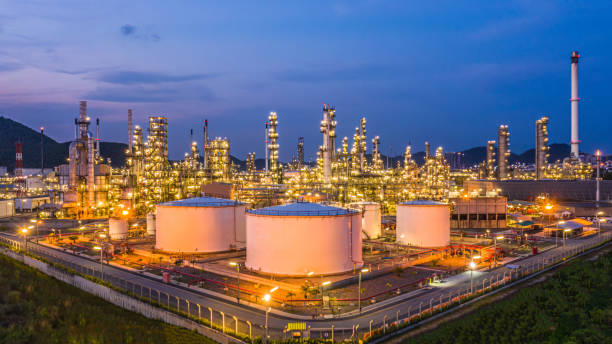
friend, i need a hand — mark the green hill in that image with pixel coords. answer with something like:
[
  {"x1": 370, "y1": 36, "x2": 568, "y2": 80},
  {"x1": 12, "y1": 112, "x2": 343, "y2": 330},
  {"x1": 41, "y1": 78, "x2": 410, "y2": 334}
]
[{"x1": 0, "y1": 117, "x2": 127, "y2": 170}]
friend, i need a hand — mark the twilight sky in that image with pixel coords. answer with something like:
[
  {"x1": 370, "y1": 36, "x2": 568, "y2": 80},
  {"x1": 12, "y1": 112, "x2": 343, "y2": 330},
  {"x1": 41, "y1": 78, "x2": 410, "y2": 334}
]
[{"x1": 0, "y1": 1, "x2": 611, "y2": 161}]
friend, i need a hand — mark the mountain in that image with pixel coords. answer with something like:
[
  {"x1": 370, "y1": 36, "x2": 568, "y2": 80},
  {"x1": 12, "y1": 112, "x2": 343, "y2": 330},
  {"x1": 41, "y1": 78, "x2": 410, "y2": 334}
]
[
  {"x1": 0, "y1": 116, "x2": 127, "y2": 170},
  {"x1": 0, "y1": 116, "x2": 592, "y2": 172}
]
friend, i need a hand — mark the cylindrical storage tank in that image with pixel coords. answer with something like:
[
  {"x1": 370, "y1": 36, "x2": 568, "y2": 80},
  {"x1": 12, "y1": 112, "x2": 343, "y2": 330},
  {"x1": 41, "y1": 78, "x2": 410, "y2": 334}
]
[
  {"x1": 109, "y1": 218, "x2": 128, "y2": 240},
  {"x1": 246, "y1": 202, "x2": 362, "y2": 276},
  {"x1": 396, "y1": 200, "x2": 450, "y2": 247},
  {"x1": 349, "y1": 202, "x2": 381, "y2": 239},
  {"x1": 146, "y1": 213, "x2": 156, "y2": 236},
  {"x1": 155, "y1": 197, "x2": 245, "y2": 253}
]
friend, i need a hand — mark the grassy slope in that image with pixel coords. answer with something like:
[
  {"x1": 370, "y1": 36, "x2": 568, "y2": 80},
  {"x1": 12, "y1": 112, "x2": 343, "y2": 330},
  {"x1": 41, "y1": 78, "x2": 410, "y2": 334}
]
[
  {"x1": 0, "y1": 254, "x2": 217, "y2": 344},
  {"x1": 405, "y1": 252, "x2": 612, "y2": 344}
]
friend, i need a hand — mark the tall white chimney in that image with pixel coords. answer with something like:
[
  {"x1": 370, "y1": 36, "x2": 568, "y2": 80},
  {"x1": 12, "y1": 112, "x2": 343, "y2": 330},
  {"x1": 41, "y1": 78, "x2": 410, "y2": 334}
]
[{"x1": 570, "y1": 51, "x2": 580, "y2": 160}]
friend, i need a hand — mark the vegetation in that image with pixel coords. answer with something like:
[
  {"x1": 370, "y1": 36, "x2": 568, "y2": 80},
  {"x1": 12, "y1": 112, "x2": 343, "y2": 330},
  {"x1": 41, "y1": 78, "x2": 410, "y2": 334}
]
[
  {"x1": 405, "y1": 252, "x2": 612, "y2": 344},
  {"x1": 0, "y1": 254, "x2": 216, "y2": 344}
]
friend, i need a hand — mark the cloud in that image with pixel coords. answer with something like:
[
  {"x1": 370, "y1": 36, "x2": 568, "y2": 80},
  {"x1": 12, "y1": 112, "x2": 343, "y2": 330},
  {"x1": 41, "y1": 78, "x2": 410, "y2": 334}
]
[
  {"x1": 119, "y1": 24, "x2": 161, "y2": 42},
  {"x1": 86, "y1": 85, "x2": 215, "y2": 103},
  {"x1": 276, "y1": 64, "x2": 400, "y2": 83},
  {"x1": 0, "y1": 62, "x2": 22, "y2": 72},
  {"x1": 120, "y1": 24, "x2": 136, "y2": 36},
  {"x1": 95, "y1": 71, "x2": 219, "y2": 85}
]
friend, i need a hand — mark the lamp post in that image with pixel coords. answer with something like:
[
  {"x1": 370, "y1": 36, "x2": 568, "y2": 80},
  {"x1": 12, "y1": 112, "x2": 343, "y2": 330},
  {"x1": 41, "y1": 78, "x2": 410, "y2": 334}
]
[
  {"x1": 556, "y1": 221, "x2": 565, "y2": 247},
  {"x1": 21, "y1": 228, "x2": 28, "y2": 251},
  {"x1": 494, "y1": 235, "x2": 504, "y2": 268},
  {"x1": 229, "y1": 261, "x2": 241, "y2": 303},
  {"x1": 263, "y1": 294, "x2": 271, "y2": 344},
  {"x1": 596, "y1": 211, "x2": 604, "y2": 236},
  {"x1": 93, "y1": 245, "x2": 103, "y2": 278},
  {"x1": 469, "y1": 255, "x2": 480, "y2": 294},
  {"x1": 563, "y1": 228, "x2": 571, "y2": 247},
  {"x1": 358, "y1": 268, "x2": 369, "y2": 313}
]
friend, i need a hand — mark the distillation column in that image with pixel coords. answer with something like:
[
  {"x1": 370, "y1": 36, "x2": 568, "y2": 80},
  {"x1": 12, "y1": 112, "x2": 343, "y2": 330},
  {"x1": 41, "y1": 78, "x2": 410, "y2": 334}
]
[
  {"x1": 320, "y1": 104, "x2": 336, "y2": 183},
  {"x1": 535, "y1": 116, "x2": 549, "y2": 180},
  {"x1": 497, "y1": 125, "x2": 510, "y2": 180}
]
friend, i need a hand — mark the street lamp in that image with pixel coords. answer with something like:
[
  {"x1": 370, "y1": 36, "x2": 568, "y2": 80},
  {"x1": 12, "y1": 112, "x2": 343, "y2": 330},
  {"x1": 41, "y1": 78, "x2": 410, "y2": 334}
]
[
  {"x1": 469, "y1": 255, "x2": 480, "y2": 294},
  {"x1": 493, "y1": 235, "x2": 504, "y2": 268},
  {"x1": 229, "y1": 261, "x2": 241, "y2": 303},
  {"x1": 263, "y1": 294, "x2": 271, "y2": 344},
  {"x1": 563, "y1": 228, "x2": 571, "y2": 247},
  {"x1": 93, "y1": 245, "x2": 103, "y2": 278},
  {"x1": 358, "y1": 268, "x2": 369, "y2": 313},
  {"x1": 556, "y1": 221, "x2": 565, "y2": 247},
  {"x1": 21, "y1": 228, "x2": 28, "y2": 251},
  {"x1": 596, "y1": 211, "x2": 605, "y2": 236}
]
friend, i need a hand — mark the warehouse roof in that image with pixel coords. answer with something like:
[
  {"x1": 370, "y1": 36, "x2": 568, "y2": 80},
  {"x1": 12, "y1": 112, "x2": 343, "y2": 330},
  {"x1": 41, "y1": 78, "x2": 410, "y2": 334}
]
[
  {"x1": 158, "y1": 196, "x2": 242, "y2": 207},
  {"x1": 248, "y1": 202, "x2": 358, "y2": 216}
]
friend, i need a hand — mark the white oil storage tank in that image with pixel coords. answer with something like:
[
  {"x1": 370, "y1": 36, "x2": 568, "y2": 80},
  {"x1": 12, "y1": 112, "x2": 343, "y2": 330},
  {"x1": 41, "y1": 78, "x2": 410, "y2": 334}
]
[
  {"x1": 146, "y1": 213, "x2": 156, "y2": 236},
  {"x1": 155, "y1": 197, "x2": 246, "y2": 253},
  {"x1": 246, "y1": 202, "x2": 363, "y2": 276},
  {"x1": 109, "y1": 218, "x2": 128, "y2": 240},
  {"x1": 396, "y1": 200, "x2": 450, "y2": 247},
  {"x1": 349, "y1": 202, "x2": 381, "y2": 239}
]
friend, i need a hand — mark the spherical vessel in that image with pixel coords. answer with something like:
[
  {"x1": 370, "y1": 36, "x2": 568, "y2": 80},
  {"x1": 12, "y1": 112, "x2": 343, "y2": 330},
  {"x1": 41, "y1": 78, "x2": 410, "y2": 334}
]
[
  {"x1": 396, "y1": 200, "x2": 450, "y2": 247},
  {"x1": 146, "y1": 213, "x2": 156, "y2": 237},
  {"x1": 109, "y1": 218, "x2": 128, "y2": 240},
  {"x1": 349, "y1": 202, "x2": 381, "y2": 239},
  {"x1": 155, "y1": 197, "x2": 245, "y2": 253},
  {"x1": 246, "y1": 202, "x2": 362, "y2": 276}
]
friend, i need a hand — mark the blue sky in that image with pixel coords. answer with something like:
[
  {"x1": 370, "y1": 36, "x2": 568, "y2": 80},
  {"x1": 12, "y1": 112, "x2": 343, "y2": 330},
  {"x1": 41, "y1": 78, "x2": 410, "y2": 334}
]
[{"x1": 0, "y1": 1, "x2": 610, "y2": 161}]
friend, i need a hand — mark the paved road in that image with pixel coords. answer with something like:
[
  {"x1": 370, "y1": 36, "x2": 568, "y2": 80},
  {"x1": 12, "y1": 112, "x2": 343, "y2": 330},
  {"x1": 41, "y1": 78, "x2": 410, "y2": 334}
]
[{"x1": 1, "y1": 231, "x2": 609, "y2": 341}]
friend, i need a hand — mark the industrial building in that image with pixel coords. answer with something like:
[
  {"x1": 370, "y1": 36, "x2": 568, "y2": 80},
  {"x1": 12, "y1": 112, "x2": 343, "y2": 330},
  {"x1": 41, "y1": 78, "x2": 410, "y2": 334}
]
[
  {"x1": 155, "y1": 196, "x2": 246, "y2": 253},
  {"x1": 396, "y1": 200, "x2": 450, "y2": 247},
  {"x1": 465, "y1": 179, "x2": 612, "y2": 203},
  {"x1": 450, "y1": 196, "x2": 507, "y2": 229},
  {"x1": 245, "y1": 202, "x2": 362, "y2": 276}
]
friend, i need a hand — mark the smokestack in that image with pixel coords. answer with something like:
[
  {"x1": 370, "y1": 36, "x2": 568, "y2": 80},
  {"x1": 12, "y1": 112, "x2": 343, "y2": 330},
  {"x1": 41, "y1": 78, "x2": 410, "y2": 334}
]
[
  {"x1": 425, "y1": 142, "x2": 431, "y2": 158},
  {"x1": 570, "y1": 51, "x2": 580, "y2": 160},
  {"x1": 15, "y1": 141, "x2": 23, "y2": 177},
  {"x1": 128, "y1": 109, "x2": 133, "y2": 154}
]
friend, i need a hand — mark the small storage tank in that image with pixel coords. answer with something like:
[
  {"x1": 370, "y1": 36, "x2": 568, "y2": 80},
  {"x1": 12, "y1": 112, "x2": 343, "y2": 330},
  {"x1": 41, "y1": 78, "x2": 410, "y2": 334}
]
[
  {"x1": 396, "y1": 200, "x2": 450, "y2": 247},
  {"x1": 349, "y1": 202, "x2": 381, "y2": 239},
  {"x1": 246, "y1": 202, "x2": 363, "y2": 276},
  {"x1": 155, "y1": 197, "x2": 245, "y2": 253},
  {"x1": 109, "y1": 218, "x2": 129, "y2": 240},
  {"x1": 146, "y1": 213, "x2": 156, "y2": 236}
]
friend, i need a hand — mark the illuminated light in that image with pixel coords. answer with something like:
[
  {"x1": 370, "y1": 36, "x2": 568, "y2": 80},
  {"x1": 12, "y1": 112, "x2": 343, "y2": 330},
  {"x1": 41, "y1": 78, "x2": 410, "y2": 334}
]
[
  {"x1": 229, "y1": 261, "x2": 238, "y2": 266},
  {"x1": 322, "y1": 281, "x2": 331, "y2": 286},
  {"x1": 263, "y1": 294, "x2": 271, "y2": 302},
  {"x1": 93, "y1": 246, "x2": 102, "y2": 250},
  {"x1": 122, "y1": 210, "x2": 129, "y2": 216},
  {"x1": 269, "y1": 286, "x2": 278, "y2": 293},
  {"x1": 361, "y1": 268, "x2": 369, "y2": 273},
  {"x1": 469, "y1": 262, "x2": 476, "y2": 269},
  {"x1": 496, "y1": 235, "x2": 504, "y2": 240},
  {"x1": 472, "y1": 255, "x2": 481, "y2": 260}
]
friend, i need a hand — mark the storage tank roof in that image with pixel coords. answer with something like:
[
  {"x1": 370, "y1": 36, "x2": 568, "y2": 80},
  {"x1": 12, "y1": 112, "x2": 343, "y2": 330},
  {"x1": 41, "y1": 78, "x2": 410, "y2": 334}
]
[
  {"x1": 248, "y1": 202, "x2": 358, "y2": 216},
  {"x1": 158, "y1": 196, "x2": 242, "y2": 207},
  {"x1": 399, "y1": 200, "x2": 447, "y2": 206}
]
